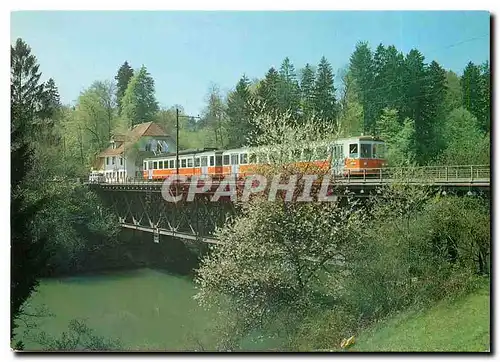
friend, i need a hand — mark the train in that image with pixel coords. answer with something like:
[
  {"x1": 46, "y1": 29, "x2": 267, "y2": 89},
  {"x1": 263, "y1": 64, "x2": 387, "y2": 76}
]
[{"x1": 142, "y1": 135, "x2": 387, "y2": 180}]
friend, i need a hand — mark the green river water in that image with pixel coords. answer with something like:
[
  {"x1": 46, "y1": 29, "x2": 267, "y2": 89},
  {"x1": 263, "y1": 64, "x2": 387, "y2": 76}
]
[{"x1": 16, "y1": 268, "x2": 221, "y2": 351}]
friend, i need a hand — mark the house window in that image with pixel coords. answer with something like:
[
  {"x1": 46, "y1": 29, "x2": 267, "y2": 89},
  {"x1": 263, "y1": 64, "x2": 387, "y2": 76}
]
[
  {"x1": 120, "y1": 157, "x2": 123, "y2": 166},
  {"x1": 106, "y1": 157, "x2": 110, "y2": 165},
  {"x1": 112, "y1": 156, "x2": 116, "y2": 165}
]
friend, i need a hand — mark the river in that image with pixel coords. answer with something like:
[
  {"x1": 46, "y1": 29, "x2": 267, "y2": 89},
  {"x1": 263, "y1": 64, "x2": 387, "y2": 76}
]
[{"x1": 15, "y1": 268, "x2": 220, "y2": 351}]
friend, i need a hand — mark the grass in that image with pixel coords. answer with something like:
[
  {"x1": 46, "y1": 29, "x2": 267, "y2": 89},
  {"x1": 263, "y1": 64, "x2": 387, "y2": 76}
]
[{"x1": 350, "y1": 284, "x2": 490, "y2": 352}]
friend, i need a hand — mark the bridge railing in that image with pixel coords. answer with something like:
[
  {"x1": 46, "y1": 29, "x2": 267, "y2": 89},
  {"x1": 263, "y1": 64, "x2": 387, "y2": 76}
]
[
  {"x1": 368, "y1": 164, "x2": 490, "y2": 184},
  {"x1": 88, "y1": 165, "x2": 490, "y2": 185}
]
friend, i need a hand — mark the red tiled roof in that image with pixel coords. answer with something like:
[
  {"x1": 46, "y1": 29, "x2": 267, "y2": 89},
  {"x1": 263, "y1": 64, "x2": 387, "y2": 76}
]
[{"x1": 98, "y1": 122, "x2": 169, "y2": 158}]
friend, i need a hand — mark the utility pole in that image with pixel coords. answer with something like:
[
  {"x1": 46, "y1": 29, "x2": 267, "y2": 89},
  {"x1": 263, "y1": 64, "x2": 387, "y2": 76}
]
[
  {"x1": 176, "y1": 108, "x2": 180, "y2": 176},
  {"x1": 175, "y1": 108, "x2": 201, "y2": 195}
]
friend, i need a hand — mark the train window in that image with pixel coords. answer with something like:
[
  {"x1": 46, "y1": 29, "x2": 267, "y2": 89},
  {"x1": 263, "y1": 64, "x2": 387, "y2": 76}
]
[
  {"x1": 216, "y1": 155, "x2": 223, "y2": 166},
  {"x1": 153, "y1": 161, "x2": 157, "y2": 169},
  {"x1": 159, "y1": 161, "x2": 163, "y2": 169},
  {"x1": 231, "y1": 154, "x2": 239, "y2": 165},
  {"x1": 169, "y1": 160, "x2": 174, "y2": 169},
  {"x1": 361, "y1": 143, "x2": 372, "y2": 158},
  {"x1": 143, "y1": 162, "x2": 147, "y2": 170},
  {"x1": 201, "y1": 156, "x2": 208, "y2": 167},
  {"x1": 112, "y1": 156, "x2": 116, "y2": 165},
  {"x1": 148, "y1": 161, "x2": 153, "y2": 169},
  {"x1": 187, "y1": 158, "x2": 193, "y2": 167},
  {"x1": 349, "y1": 144, "x2": 359, "y2": 158},
  {"x1": 120, "y1": 157, "x2": 123, "y2": 166},
  {"x1": 240, "y1": 153, "x2": 248, "y2": 164},
  {"x1": 223, "y1": 155, "x2": 230, "y2": 165},
  {"x1": 194, "y1": 157, "x2": 200, "y2": 167},
  {"x1": 249, "y1": 153, "x2": 257, "y2": 164},
  {"x1": 181, "y1": 159, "x2": 187, "y2": 168},
  {"x1": 210, "y1": 156, "x2": 215, "y2": 166},
  {"x1": 106, "y1": 157, "x2": 110, "y2": 165}
]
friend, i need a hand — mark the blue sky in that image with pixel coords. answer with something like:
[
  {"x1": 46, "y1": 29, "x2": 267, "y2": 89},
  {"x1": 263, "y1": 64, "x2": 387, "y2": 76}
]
[{"x1": 11, "y1": 11, "x2": 490, "y2": 116}]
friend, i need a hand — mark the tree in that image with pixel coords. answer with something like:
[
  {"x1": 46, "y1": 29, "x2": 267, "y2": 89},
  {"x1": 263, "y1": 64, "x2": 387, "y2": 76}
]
[
  {"x1": 338, "y1": 70, "x2": 363, "y2": 137},
  {"x1": 299, "y1": 63, "x2": 316, "y2": 122},
  {"x1": 349, "y1": 42, "x2": 375, "y2": 133},
  {"x1": 226, "y1": 75, "x2": 254, "y2": 148},
  {"x1": 460, "y1": 62, "x2": 482, "y2": 122},
  {"x1": 10, "y1": 38, "x2": 50, "y2": 345},
  {"x1": 256, "y1": 67, "x2": 280, "y2": 115},
  {"x1": 115, "y1": 61, "x2": 134, "y2": 114},
  {"x1": 420, "y1": 60, "x2": 447, "y2": 163},
  {"x1": 478, "y1": 61, "x2": 491, "y2": 133},
  {"x1": 202, "y1": 83, "x2": 227, "y2": 148},
  {"x1": 121, "y1": 65, "x2": 158, "y2": 127},
  {"x1": 277, "y1": 57, "x2": 301, "y2": 119},
  {"x1": 313, "y1": 56, "x2": 337, "y2": 127},
  {"x1": 443, "y1": 71, "x2": 462, "y2": 114},
  {"x1": 438, "y1": 107, "x2": 488, "y2": 165},
  {"x1": 376, "y1": 108, "x2": 416, "y2": 166}
]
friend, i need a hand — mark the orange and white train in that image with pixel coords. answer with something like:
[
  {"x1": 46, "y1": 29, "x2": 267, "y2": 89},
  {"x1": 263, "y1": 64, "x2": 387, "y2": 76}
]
[{"x1": 142, "y1": 136, "x2": 387, "y2": 180}]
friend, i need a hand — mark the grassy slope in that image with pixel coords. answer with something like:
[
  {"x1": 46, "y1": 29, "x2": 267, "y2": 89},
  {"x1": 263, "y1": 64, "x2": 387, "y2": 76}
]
[{"x1": 350, "y1": 285, "x2": 490, "y2": 352}]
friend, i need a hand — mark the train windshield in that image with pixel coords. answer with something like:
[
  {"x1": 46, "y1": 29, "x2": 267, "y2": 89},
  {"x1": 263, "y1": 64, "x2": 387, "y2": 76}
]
[{"x1": 360, "y1": 143, "x2": 372, "y2": 158}]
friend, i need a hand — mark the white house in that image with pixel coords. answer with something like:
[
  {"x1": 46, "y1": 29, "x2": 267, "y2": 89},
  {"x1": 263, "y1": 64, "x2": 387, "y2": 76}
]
[{"x1": 93, "y1": 122, "x2": 176, "y2": 182}]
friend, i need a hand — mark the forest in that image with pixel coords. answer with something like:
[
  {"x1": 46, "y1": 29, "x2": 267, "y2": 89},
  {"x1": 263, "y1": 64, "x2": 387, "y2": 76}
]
[{"x1": 11, "y1": 36, "x2": 490, "y2": 351}]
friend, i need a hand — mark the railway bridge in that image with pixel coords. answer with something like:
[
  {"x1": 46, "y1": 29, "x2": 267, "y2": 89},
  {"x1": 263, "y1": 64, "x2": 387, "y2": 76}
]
[{"x1": 88, "y1": 165, "x2": 490, "y2": 245}]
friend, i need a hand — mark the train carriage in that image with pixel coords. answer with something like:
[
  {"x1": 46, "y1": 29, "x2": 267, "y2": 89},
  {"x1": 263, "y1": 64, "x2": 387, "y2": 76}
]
[{"x1": 141, "y1": 136, "x2": 387, "y2": 181}]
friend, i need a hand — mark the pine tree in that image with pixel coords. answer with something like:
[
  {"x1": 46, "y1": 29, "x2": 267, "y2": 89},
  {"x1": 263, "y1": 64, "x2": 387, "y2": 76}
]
[
  {"x1": 299, "y1": 63, "x2": 316, "y2": 122},
  {"x1": 10, "y1": 38, "x2": 49, "y2": 345},
  {"x1": 313, "y1": 56, "x2": 337, "y2": 126},
  {"x1": 226, "y1": 75, "x2": 254, "y2": 147},
  {"x1": 444, "y1": 70, "x2": 462, "y2": 114},
  {"x1": 115, "y1": 61, "x2": 134, "y2": 114},
  {"x1": 349, "y1": 42, "x2": 375, "y2": 133},
  {"x1": 478, "y1": 61, "x2": 490, "y2": 133},
  {"x1": 121, "y1": 65, "x2": 159, "y2": 127},
  {"x1": 421, "y1": 60, "x2": 447, "y2": 162},
  {"x1": 277, "y1": 57, "x2": 301, "y2": 118},
  {"x1": 256, "y1": 67, "x2": 280, "y2": 115},
  {"x1": 460, "y1": 61, "x2": 482, "y2": 125}
]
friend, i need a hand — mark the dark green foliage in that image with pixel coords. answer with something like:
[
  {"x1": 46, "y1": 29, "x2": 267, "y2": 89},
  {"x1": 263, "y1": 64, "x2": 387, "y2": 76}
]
[
  {"x1": 277, "y1": 57, "x2": 301, "y2": 119},
  {"x1": 10, "y1": 38, "x2": 50, "y2": 340},
  {"x1": 226, "y1": 75, "x2": 254, "y2": 147},
  {"x1": 256, "y1": 67, "x2": 281, "y2": 115},
  {"x1": 115, "y1": 61, "x2": 134, "y2": 114},
  {"x1": 349, "y1": 42, "x2": 375, "y2": 133},
  {"x1": 313, "y1": 56, "x2": 337, "y2": 126},
  {"x1": 299, "y1": 63, "x2": 316, "y2": 122},
  {"x1": 121, "y1": 65, "x2": 159, "y2": 126}
]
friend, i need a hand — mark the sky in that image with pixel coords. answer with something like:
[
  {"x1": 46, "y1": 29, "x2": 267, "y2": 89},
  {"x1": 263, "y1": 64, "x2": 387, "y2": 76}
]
[{"x1": 10, "y1": 11, "x2": 490, "y2": 116}]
